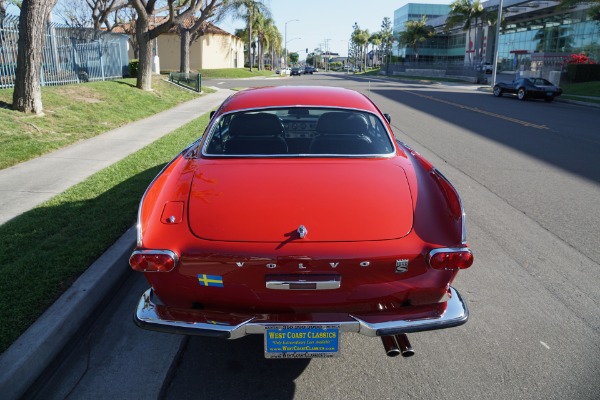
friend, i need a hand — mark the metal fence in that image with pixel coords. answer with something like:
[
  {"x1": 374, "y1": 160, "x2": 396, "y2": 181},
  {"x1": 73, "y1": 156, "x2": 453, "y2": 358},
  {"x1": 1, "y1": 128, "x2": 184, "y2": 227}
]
[
  {"x1": 0, "y1": 14, "x2": 126, "y2": 89},
  {"x1": 168, "y1": 72, "x2": 201, "y2": 92},
  {"x1": 385, "y1": 61, "x2": 484, "y2": 83}
]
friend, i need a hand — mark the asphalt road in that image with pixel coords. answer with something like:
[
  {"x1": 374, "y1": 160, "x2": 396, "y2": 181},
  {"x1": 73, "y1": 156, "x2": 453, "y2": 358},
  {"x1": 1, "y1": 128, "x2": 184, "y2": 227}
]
[{"x1": 32, "y1": 73, "x2": 600, "y2": 400}]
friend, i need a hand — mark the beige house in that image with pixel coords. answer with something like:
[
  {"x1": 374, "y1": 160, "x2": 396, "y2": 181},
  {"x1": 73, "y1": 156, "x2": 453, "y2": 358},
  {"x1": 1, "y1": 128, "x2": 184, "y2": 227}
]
[
  {"x1": 119, "y1": 21, "x2": 244, "y2": 71},
  {"x1": 155, "y1": 24, "x2": 244, "y2": 71}
]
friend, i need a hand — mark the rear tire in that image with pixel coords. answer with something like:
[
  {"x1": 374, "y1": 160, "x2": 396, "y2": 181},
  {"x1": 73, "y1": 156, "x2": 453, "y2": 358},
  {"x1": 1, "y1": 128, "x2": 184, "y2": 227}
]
[{"x1": 517, "y1": 88, "x2": 527, "y2": 100}]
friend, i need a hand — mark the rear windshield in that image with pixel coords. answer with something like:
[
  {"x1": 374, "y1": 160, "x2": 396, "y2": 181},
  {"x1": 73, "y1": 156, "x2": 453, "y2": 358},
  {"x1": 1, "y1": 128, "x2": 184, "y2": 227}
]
[{"x1": 202, "y1": 107, "x2": 395, "y2": 157}]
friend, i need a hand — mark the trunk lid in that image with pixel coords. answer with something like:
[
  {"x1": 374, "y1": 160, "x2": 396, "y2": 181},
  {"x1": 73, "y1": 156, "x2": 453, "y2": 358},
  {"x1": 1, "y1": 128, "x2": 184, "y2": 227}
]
[{"x1": 188, "y1": 160, "x2": 413, "y2": 242}]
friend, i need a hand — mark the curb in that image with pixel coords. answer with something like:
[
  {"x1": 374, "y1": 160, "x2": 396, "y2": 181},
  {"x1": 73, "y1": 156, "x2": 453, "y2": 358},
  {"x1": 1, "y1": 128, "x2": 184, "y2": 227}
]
[{"x1": 0, "y1": 227, "x2": 136, "y2": 400}]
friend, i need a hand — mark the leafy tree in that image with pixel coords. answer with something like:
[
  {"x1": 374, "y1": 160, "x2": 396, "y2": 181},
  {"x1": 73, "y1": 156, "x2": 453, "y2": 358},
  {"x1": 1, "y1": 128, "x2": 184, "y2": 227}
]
[
  {"x1": 55, "y1": 0, "x2": 129, "y2": 30},
  {"x1": 176, "y1": 0, "x2": 227, "y2": 73},
  {"x1": 445, "y1": 0, "x2": 489, "y2": 64},
  {"x1": 0, "y1": 0, "x2": 7, "y2": 21},
  {"x1": 398, "y1": 16, "x2": 435, "y2": 63},
  {"x1": 128, "y1": 0, "x2": 207, "y2": 91},
  {"x1": 54, "y1": 0, "x2": 93, "y2": 27},
  {"x1": 289, "y1": 51, "x2": 298, "y2": 64},
  {"x1": 12, "y1": 0, "x2": 58, "y2": 114},
  {"x1": 88, "y1": 0, "x2": 128, "y2": 30},
  {"x1": 225, "y1": 0, "x2": 270, "y2": 71},
  {"x1": 113, "y1": 5, "x2": 139, "y2": 58}
]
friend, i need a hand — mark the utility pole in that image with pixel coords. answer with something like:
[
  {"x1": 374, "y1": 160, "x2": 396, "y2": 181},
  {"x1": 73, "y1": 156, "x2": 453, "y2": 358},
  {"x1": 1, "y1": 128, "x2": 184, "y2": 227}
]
[
  {"x1": 491, "y1": 0, "x2": 504, "y2": 88},
  {"x1": 324, "y1": 38, "x2": 331, "y2": 71}
]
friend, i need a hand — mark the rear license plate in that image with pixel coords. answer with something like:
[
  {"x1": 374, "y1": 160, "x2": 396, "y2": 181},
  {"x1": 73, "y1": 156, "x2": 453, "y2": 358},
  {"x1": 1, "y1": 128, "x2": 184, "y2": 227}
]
[{"x1": 264, "y1": 325, "x2": 340, "y2": 359}]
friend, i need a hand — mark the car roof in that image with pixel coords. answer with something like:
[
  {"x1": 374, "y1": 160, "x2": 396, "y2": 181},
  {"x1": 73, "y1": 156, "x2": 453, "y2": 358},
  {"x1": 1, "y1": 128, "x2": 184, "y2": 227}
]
[{"x1": 217, "y1": 86, "x2": 380, "y2": 114}]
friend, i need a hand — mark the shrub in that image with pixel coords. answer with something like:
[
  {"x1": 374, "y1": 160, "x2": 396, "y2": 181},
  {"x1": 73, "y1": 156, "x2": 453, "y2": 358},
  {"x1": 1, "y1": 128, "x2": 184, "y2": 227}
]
[
  {"x1": 128, "y1": 59, "x2": 139, "y2": 78},
  {"x1": 567, "y1": 63, "x2": 600, "y2": 82}
]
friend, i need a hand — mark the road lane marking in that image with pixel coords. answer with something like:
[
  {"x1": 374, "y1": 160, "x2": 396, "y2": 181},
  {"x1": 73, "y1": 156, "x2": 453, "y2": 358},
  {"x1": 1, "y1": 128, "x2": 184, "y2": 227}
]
[
  {"x1": 540, "y1": 341, "x2": 550, "y2": 349},
  {"x1": 404, "y1": 90, "x2": 550, "y2": 130}
]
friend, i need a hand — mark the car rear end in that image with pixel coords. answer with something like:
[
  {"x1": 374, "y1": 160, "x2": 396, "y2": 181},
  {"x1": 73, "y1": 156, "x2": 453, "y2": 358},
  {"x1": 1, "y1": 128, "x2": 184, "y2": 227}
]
[{"x1": 130, "y1": 89, "x2": 474, "y2": 358}]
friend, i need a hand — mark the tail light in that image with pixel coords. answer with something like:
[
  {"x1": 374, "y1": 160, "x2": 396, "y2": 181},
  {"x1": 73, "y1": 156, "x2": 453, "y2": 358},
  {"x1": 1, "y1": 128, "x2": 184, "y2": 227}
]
[
  {"x1": 427, "y1": 248, "x2": 473, "y2": 270},
  {"x1": 129, "y1": 250, "x2": 178, "y2": 272}
]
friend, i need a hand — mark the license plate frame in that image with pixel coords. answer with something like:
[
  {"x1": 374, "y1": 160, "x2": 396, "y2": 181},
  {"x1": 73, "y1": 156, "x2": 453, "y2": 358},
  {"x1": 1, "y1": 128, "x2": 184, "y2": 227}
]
[{"x1": 264, "y1": 324, "x2": 340, "y2": 359}]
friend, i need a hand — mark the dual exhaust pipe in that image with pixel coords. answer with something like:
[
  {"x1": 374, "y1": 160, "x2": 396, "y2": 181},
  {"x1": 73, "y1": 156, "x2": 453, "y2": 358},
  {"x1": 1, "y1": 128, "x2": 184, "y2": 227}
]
[{"x1": 381, "y1": 334, "x2": 414, "y2": 357}]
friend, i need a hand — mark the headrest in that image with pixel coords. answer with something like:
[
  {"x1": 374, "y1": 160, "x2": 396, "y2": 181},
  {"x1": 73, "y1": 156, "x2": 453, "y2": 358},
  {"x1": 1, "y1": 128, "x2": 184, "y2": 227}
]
[
  {"x1": 229, "y1": 113, "x2": 283, "y2": 137},
  {"x1": 316, "y1": 112, "x2": 368, "y2": 135}
]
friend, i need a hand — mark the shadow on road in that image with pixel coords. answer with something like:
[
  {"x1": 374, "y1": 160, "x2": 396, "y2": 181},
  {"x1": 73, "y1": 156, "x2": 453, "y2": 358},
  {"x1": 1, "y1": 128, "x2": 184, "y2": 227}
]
[
  {"x1": 163, "y1": 335, "x2": 310, "y2": 399},
  {"x1": 372, "y1": 87, "x2": 600, "y2": 185}
]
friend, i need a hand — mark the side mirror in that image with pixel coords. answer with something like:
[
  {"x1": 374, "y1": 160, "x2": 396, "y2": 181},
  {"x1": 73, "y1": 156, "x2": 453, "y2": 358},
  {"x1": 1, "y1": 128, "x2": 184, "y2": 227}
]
[{"x1": 384, "y1": 113, "x2": 391, "y2": 124}]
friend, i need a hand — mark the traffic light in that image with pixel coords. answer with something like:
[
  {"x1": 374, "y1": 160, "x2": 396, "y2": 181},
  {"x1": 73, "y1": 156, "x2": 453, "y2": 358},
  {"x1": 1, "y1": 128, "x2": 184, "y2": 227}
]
[{"x1": 306, "y1": 48, "x2": 308, "y2": 53}]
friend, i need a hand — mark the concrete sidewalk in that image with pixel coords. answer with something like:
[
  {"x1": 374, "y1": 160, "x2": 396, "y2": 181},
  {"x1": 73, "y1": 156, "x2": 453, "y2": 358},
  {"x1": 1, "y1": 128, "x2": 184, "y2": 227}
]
[
  {"x1": 0, "y1": 87, "x2": 233, "y2": 225},
  {"x1": 0, "y1": 87, "x2": 233, "y2": 400}
]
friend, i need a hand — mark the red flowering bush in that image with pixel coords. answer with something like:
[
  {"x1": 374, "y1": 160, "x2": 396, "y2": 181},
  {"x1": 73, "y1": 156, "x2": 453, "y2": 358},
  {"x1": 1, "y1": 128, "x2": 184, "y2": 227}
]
[{"x1": 564, "y1": 52, "x2": 597, "y2": 65}]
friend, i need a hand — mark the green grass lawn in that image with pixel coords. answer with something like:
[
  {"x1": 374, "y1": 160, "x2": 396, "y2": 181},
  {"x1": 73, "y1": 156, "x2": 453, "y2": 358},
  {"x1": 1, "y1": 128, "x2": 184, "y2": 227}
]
[
  {"x1": 561, "y1": 81, "x2": 600, "y2": 97},
  {"x1": 0, "y1": 76, "x2": 205, "y2": 170},
  {"x1": 194, "y1": 68, "x2": 275, "y2": 79},
  {"x1": 0, "y1": 113, "x2": 209, "y2": 353}
]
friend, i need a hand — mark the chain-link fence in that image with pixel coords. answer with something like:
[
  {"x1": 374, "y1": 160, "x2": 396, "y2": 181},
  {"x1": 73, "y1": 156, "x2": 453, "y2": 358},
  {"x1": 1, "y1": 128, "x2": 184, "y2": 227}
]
[{"x1": 0, "y1": 14, "x2": 128, "y2": 89}]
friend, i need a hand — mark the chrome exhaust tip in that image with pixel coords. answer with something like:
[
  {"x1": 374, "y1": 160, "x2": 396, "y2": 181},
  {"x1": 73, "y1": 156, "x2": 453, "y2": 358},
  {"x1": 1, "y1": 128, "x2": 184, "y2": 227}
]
[
  {"x1": 395, "y1": 333, "x2": 415, "y2": 357},
  {"x1": 381, "y1": 335, "x2": 401, "y2": 357}
]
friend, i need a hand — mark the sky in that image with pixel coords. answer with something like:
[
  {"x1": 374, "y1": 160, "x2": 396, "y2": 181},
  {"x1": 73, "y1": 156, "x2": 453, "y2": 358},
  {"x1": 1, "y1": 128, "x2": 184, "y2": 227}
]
[
  {"x1": 219, "y1": 0, "x2": 452, "y2": 58},
  {"x1": 3, "y1": 0, "x2": 453, "y2": 58}
]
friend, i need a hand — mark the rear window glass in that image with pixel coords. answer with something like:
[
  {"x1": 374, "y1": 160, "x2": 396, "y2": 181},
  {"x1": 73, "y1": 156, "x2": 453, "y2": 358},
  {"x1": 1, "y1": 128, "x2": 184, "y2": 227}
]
[{"x1": 202, "y1": 107, "x2": 395, "y2": 157}]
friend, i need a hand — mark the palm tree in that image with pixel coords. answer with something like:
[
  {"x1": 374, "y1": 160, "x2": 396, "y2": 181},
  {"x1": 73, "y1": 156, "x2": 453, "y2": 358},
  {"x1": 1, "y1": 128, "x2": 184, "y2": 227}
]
[
  {"x1": 398, "y1": 16, "x2": 435, "y2": 63},
  {"x1": 263, "y1": 22, "x2": 282, "y2": 70},
  {"x1": 226, "y1": 0, "x2": 270, "y2": 71},
  {"x1": 351, "y1": 23, "x2": 369, "y2": 70},
  {"x1": 369, "y1": 32, "x2": 382, "y2": 67},
  {"x1": 379, "y1": 17, "x2": 394, "y2": 66},
  {"x1": 445, "y1": 0, "x2": 488, "y2": 65},
  {"x1": 254, "y1": 14, "x2": 278, "y2": 70}
]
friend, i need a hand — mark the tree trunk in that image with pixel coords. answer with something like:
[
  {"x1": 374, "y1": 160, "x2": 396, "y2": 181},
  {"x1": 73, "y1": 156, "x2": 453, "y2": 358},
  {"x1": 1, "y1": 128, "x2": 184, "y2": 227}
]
[
  {"x1": 180, "y1": 28, "x2": 191, "y2": 73},
  {"x1": 12, "y1": 0, "x2": 58, "y2": 114},
  {"x1": 135, "y1": 17, "x2": 153, "y2": 91}
]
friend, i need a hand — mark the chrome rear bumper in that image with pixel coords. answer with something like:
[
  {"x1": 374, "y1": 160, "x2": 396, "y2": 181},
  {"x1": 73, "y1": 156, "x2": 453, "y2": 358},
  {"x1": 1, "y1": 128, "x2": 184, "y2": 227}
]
[{"x1": 134, "y1": 287, "x2": 468, "y2": 339}]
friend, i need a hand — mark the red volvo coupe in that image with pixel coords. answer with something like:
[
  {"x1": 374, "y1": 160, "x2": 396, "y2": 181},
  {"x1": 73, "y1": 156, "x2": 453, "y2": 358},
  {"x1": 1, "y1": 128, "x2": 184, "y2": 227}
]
[{"x1": 130, "y1": 86, "x2": 474, "y2": 359}]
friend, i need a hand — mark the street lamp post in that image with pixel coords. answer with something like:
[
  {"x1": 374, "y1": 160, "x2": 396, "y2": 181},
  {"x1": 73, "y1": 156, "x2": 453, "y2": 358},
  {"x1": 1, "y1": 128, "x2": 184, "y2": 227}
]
[
  {"x1": 491, "y1": 0, "x2": 504, "y2": 88},
  {"x1": 286, "y1": 38, "x2": 301, "y2": 67},
  {"x1": 285, "y1": 19, "x2": 299, "y2": 68},
  {"x1": 324, "y1": 38, "x2": 331, "y2": 71}
]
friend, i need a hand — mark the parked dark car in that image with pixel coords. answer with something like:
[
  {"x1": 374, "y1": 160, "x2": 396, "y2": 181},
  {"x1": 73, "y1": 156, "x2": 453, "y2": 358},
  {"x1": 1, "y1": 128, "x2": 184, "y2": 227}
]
[
  {"x1": 304, "y1": 66, "x2": 314, "y2": 74},
  {"x1": 493, "y1": 78, "x2": 562, "y2": 102},
  {"x1": 291, "y1": 67, "x2": 302, "y2": 76}
]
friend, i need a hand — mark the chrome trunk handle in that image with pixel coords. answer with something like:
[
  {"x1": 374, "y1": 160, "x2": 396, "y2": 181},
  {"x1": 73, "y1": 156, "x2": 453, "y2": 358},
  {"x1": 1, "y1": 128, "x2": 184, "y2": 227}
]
[{"x1": 265, "y1": 274, "x2": 341, "y2": 290}]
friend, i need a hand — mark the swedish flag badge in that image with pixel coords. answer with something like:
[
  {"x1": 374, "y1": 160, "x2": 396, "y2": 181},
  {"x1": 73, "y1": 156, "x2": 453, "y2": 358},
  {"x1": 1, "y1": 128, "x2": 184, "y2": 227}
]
[{"x1": 198, "y1": 274, "x2": 224, "y2": 287}]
